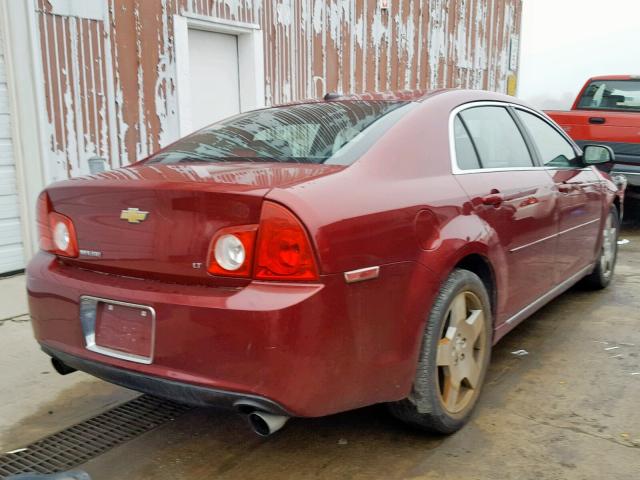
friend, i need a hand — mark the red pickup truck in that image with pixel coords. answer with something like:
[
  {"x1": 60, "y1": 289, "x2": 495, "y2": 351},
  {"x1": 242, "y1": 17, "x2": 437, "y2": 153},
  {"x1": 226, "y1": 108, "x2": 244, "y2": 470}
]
[{"x1": 547, "y1": 75, "x2": 640, "y2": 199}]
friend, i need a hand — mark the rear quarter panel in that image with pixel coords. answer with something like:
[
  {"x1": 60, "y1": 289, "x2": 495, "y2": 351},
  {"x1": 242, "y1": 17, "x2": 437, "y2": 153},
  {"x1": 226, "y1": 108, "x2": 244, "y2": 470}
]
[{"x1": 269, "y1": 91, "x2": 518, "y2": 351}]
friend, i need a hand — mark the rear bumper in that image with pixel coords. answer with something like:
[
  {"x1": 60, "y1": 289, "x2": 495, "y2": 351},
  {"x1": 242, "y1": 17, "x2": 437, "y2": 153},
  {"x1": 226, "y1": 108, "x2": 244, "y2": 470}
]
[
  {"x1": 42, "y1": 344, "x2": 289, "y2": 414},
  {"x1": 27, "y1": 252, "x2": 437, "y2": 417}
]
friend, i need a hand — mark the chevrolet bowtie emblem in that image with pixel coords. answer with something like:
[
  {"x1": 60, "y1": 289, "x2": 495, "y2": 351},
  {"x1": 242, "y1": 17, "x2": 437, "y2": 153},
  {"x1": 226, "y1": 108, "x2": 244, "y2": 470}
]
[{"x1": 120, "y1": 208, "x2": 149, "y2": 224}]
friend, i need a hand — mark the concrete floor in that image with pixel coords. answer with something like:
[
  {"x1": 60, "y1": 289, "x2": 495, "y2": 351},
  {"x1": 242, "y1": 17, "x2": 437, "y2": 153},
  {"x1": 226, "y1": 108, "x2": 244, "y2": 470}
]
[
  {"x1": 1, "y1": 214, "x2": 639, "y2": 479},
  {"x1": 0, "y1": 276, "x2": 137, "y2": 450}
]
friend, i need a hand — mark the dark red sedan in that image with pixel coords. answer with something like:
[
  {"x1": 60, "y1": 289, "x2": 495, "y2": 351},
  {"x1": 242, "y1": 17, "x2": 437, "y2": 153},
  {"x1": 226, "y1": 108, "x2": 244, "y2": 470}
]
[{"x1": 28, "y1": 89, "x2": 621, "y2": 436}]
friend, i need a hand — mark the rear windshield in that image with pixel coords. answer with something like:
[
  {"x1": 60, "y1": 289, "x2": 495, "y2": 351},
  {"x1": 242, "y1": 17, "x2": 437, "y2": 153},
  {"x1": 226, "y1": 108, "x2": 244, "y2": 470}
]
[
  {"x1": 147, "y1": 100, "x2": 414, "y2": 166},
  {"x1": 577, "y1": 79, "x2": 640, "y2": 112}
]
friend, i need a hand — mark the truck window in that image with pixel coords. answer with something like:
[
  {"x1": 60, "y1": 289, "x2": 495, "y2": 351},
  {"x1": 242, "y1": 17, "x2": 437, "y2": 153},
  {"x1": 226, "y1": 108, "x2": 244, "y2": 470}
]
[{"x1": 577, "y1": 79, "x2": 640, "y2": 112}]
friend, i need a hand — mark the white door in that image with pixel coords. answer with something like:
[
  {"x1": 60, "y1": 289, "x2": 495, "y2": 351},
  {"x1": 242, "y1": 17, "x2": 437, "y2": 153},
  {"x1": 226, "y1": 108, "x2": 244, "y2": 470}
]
[
  {"x1": 188, "y1": 29, "x2": 241, "y2": 131},
  {"x1": 0, "y1": 28, "x2": 24, "y2": 274}
]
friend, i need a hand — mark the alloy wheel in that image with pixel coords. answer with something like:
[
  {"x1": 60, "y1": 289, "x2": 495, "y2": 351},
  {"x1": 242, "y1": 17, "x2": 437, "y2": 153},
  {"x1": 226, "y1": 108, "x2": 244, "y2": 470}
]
[
  {"x1": 436, "y1": 291, "x2": 488, "y2": 414},
  {"x1": 600, "y1": 213, "x2": 617, "y2": 278}
]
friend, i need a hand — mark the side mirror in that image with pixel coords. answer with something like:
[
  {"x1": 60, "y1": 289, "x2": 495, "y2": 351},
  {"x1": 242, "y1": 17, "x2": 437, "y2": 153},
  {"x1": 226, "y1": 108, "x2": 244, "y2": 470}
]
[{"x1": 583, "y1": 144, "x2": 615, "y2": 165}]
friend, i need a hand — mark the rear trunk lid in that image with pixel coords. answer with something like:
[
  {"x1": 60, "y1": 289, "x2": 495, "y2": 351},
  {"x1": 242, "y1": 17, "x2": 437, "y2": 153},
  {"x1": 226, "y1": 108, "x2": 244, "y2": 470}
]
[{"x1": 46, "y1": 163, "x2": 342, "y2": 284}]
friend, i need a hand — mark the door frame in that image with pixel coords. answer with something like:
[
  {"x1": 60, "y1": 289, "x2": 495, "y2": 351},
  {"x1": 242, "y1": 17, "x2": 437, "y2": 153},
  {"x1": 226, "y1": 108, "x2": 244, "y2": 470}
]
[{"x1": 173, "y1": 14, "x2": 265, "y2": 137}]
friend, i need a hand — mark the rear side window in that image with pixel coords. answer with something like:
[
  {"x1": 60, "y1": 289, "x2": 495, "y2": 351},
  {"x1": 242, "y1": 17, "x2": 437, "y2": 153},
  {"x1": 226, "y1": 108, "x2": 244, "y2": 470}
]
[
  {"x1": 458, "y1": 106, "x2": 534, "y2": 169},
  {"x1": 515, "y1": 110, "x2": 580, "y2": 168},
  {"x1": 453, "y1": 117, "x2": 481, "y2": 170}
]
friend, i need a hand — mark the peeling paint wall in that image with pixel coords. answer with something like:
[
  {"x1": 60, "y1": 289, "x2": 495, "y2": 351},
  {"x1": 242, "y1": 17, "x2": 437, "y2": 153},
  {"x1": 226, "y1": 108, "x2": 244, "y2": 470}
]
[{"x1": 35, "y1": 0, "x2": 522, "y2": 181}]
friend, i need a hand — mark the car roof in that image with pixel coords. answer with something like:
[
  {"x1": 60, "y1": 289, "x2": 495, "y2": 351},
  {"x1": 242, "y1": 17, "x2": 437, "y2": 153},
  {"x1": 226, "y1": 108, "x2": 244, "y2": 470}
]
[
  {"x1": 271, "y1": 88, "x2": 523, "y2": 109},
  {"x1": 587, "y1": 75, "x2": 640, "y2": 81}
]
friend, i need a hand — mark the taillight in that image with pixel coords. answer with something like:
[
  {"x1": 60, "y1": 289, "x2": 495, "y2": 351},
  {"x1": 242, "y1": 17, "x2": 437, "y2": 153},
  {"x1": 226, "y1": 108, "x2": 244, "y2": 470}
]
[
  {"x1": 49, "y1": 213, "x2": 78, "y2": 257},
  {"x1": 36, "y1": 192, "x2": 79, "y2": 258},
  {"x1": 206, "y1": 201, "x2": 319, "y2": 281},
  {"x1": 254, "y1": 202, "x2": 318, "y2": 281},
  {"x1": 37, "y1": 192, "x2": 54, "y2": 252},
  {"x1": 207, "y1": 226, "x2": 257, "y2": 277}
]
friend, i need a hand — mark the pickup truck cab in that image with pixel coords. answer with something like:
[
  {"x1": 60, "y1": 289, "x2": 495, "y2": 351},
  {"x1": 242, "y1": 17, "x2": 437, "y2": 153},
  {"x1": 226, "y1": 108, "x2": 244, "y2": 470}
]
[{"x1": 547, "y1": 75, "x2": 640, "y2": 198}]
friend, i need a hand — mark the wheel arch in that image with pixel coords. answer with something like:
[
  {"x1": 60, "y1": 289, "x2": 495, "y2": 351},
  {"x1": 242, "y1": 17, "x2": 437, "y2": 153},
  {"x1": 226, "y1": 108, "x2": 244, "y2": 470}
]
[
  {"x1": 417, "y1": 213, "x2": 506, "y2": 328},
  {"x1": 453, "y1": 253, "x2": 498, "y2": 321}
]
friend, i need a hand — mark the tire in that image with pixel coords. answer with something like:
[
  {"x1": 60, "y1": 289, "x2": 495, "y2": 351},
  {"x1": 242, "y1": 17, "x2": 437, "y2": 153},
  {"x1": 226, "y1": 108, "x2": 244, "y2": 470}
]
[
  {"x1": 583, "y1": 206, "x2": 619, "y2": 290},
  {"x1": 389, "y1": 269, "x2": 492, "y2": 434}
]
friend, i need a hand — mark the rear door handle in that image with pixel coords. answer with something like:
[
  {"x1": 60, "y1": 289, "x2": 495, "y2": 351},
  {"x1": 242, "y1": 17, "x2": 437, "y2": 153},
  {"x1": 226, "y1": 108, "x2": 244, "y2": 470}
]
[
  {"x1": 481, "y1": 190, "x2": 503, "y2": 207},
  {"x1": 589, "y1": 117, "x2": 606, "y2": 124}
]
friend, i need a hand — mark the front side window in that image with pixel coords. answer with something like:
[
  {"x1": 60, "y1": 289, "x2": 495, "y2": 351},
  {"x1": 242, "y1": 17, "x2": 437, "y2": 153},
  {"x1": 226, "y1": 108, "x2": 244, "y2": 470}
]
[
  {"x1": 577, "y1": 79, "x2": 640, "y2": 112},
  {"x1": 516, "y1": 110, "x2": 580, "y2": 168},
  {"x1": 458, "y1": 106, "x2": 534, "y2": 169},
  {"x1": 147, "y1": 101, "x2": 413, "y2": 166}
]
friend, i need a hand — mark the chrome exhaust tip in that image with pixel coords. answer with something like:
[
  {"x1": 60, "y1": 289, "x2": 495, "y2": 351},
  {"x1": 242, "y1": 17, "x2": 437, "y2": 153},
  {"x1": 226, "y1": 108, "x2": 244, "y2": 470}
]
[{"x1": 247, "y1": 411, "x2": 289, "y2": 436}]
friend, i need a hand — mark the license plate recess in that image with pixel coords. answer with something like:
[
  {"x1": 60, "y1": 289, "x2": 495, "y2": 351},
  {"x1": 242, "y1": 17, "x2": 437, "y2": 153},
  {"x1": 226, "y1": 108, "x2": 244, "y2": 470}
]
[{"x1": 80, "y1": 296, "x2": 155, "y2": 364}]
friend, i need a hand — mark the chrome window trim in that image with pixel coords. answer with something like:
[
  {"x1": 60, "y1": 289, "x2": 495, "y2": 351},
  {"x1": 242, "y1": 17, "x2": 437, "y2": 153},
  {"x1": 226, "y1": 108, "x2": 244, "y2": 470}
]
[
  {"x1": 449, "y1": 101, "x2": 585, "y2": 175},
  {"x1": 80, "y1": 295, "x2": 156, "y2": 365}
]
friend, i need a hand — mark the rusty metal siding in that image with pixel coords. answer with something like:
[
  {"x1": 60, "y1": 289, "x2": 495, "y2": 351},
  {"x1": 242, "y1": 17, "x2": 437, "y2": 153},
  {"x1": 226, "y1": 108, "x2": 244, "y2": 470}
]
[
  {"x1": 37, "y1": 1, "x2": 115, "y2": 179},
  {"x1": 35, "y1": 0, "x2": 522, "y2": 181}
]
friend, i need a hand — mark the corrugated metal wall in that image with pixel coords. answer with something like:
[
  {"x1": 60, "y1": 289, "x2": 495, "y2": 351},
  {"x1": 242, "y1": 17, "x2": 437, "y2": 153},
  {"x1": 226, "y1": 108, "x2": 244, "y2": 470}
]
[
  {"x1": 35, "y1": 0, "x2": 522, "y2": 181},
  {"x1": 0, "y1": 23, "x2": 25, "y2": 272}
]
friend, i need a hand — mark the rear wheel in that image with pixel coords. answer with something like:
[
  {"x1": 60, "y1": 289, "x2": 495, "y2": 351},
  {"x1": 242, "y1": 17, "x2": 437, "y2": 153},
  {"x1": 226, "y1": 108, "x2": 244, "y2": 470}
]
[
  {"x1": 583, "y1": 207, "x2": 619, "y2": 289},
  {"x1": 389, "y1": 269, "x2": 492, "y2": 433}
]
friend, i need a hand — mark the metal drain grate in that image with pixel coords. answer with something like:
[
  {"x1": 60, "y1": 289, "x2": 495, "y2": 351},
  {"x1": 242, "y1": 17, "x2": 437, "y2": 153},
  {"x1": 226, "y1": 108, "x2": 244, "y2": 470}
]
[{"x1": 0, "y1": 395, "x2": 191, "y2": 478}]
